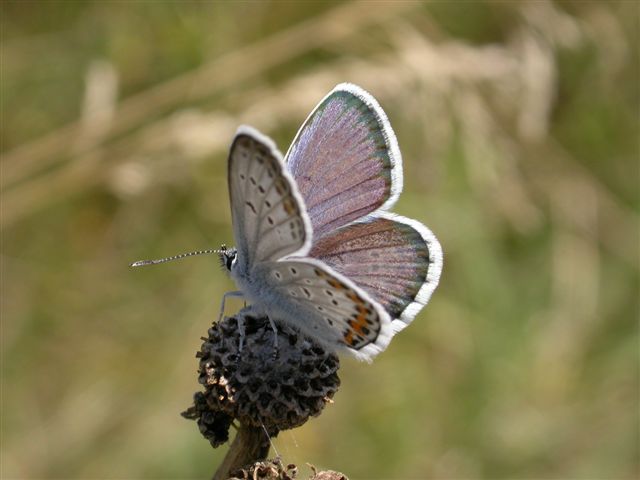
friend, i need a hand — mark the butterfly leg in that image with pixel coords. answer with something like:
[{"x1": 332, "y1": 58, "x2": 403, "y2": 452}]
[
  {"x1": 218, "y1": 290, "x2": 244, "y2": 322},
  {"x1": 266, "y1": 316, "x2": 279, "y2": 356},
  {"x1": 237, "y1": 313, "x2": 246, "y2": 352},
  {"x1": 236, "y1": 306, "x2": 255, "y2": 353}
]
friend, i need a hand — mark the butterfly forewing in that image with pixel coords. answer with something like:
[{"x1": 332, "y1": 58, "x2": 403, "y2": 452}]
[
  {"x1": 228, "y1": 128, "x2": 311, "y2": 268},
  {"x1": 309, "y1": 213, "x2": 443, "y2": 332},
  {"x1": 285, "y1": 84, "x2": 402, "y2": 240}
]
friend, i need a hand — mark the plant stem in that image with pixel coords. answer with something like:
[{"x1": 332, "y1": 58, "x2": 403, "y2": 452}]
[{"x1": 212, "y1": 424, "x2": 270, "y2": 480}]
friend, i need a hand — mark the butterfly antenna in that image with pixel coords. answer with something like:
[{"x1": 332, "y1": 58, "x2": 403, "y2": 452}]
[{"x1": 129, "y1": 248, "x2": 224, "y2": 267}]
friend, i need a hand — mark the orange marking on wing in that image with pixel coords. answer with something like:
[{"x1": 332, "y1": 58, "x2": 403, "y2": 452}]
[
  {"x1": 349, "y1": 309, "x2": 372, "y2": 336},
  {"x1": 327, "y1": 278, "x2": 346, "y2": 290},
  {"x1": 344, "y1": 293, "x2": 373, "y2": 337},
  {"x1": 346, "y1": 291, "x2": 360, "y2": 301},
  {"x1": 283, "y1": 198, "x2": 297, "y2": 215},
  {"x1": 343, "y1": 330, "x2": 354, "y2": 346}
]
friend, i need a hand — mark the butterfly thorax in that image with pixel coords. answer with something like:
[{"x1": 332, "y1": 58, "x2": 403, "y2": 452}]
[
  {"x1": 227, "y1": 256, "x2": 280, "y2": 319},
  {"x1": 222, "y1": 246, "x2": 272, "y2": 315}
]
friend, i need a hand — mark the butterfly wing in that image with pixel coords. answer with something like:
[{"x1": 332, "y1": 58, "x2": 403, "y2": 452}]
[
  {"x1": 309, "y1": 213, "x2": 443, "y2": 333},
  {"x1": 228, "y1": 127, "x2": 393, "y2": 360},
  {"x1": 253, "y1": 257, "x2": 393, "y2": 361},
  {"x1": 227, "y1": 126, "x2": 312, "y2": 270},
  {"x1": 284, "y1": 83, "x2": 402, "y2": 239}
]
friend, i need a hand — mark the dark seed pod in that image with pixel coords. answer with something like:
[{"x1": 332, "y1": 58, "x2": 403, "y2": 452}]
[
  {"x1": 181, "y1": 391, "x2": 233, "y2": 448},
  {"x1": 184, "y1": 312, "x2": 340, "y2": 442}
]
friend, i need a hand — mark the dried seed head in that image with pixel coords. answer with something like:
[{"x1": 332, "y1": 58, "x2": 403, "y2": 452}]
[
  {"x1": 184, "y1": 313, "x2": 340, "y2": 442},
  {"x1": 228, "y1": 457, "x2": 298, "y2": 480},
  {"x1": 228, "y1": 458, "x2": 349, "y2": 480},
  {"x1": 181, "y1": 391, "x2": 233, "y2": 447}
]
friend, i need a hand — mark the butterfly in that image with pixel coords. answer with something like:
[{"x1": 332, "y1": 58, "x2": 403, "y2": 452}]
[{"x1": 216, "y1": 83, "x2": 443, "y2": 362}]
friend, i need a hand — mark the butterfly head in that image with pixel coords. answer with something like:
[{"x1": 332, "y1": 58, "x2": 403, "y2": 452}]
[{"x1": 218, "y1": 244, "x2": 238, "y2": 272}]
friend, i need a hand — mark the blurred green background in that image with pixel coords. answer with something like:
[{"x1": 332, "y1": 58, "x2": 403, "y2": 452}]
[{"x1": 2, "y1": 1, "x2": 638, "y2": 478}]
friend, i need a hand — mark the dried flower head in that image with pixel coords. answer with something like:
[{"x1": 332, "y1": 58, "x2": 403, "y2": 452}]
[{"x1": 183, "y1": 312, "x2": 340, "y2": 444}]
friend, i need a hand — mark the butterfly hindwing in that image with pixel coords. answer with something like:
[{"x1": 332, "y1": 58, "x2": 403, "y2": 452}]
[
  {"x1": 228, "y1": 127, "x2": 312, "y2": 268},
  {"x1": 285, "y1": 83, "x2": 402, "y2": 240},
  {"x1": 254, "y1": 258, "x2": 393, "y2": 360},
  {"x1": 309, "y1": 213, "x2": 443, "y2": 332}
]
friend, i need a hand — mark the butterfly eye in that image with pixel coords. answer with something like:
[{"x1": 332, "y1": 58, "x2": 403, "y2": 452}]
[
  {"x1": 218, "y1": 247, "x2": 238, "y2": 271},
  {"x1": 225, "y1": 249, "x2": 238, "y2": 271}
]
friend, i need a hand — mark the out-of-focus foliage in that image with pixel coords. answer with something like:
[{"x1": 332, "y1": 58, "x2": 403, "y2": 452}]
[{"x1": 2, "y1": 1, "x2": 638, "y2": 478}]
